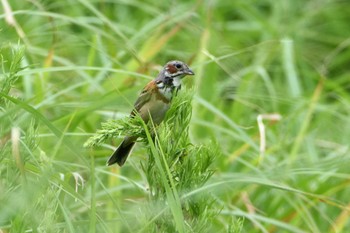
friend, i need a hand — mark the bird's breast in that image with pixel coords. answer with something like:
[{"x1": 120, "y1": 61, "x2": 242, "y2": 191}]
[
  {"x1": 158, "y1": 86, "x2": 173, "y2": 101},
  {"x1": 139, "y1": 94, "x2": 170, "y2": 125}
]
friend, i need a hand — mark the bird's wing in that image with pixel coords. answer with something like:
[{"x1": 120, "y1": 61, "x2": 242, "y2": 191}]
[{"x1": 130, "y1": 81, "x2": 154, "y2": 116}]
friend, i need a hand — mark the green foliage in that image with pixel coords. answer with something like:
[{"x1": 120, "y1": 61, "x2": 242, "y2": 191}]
[
  {"x1": 145, "y1": 91, "x2": 216, "y2": 199},
  {"x1": 142, "y1": 91, "x2": 218, "y2": 232},
  {"x1": 0, "y1": 46, "x2": 42, "y2": 232},
  {"x1": 84, "y1": 116, "x2": 145, "y2": 148},
  {"x1": 1, "y1": 0, "x2": 350, "y2": 232},
  {"x1": 85, "y1": 91, "x2": 218, "y2": 232},
  {"x1": 228, "y1": 218, "x2": 245, "y2": 233},
  {"x1": 0, "y1": 45, "x2": 24, "y2": 100}
]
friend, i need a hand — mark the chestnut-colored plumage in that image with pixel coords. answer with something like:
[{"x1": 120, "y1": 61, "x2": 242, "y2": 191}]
[{"x1": 107, "y1": 60, "x2": 194, "y2": 166}]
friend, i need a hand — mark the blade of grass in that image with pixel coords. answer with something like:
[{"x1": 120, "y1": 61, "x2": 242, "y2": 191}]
[{"x1": 141, "y1": 118, "x2": 185, "y2": 233}]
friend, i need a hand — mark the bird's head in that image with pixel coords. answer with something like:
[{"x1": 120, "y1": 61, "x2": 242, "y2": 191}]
[{"x1": 157, "y1": 60, "x2": 194, "y2": 87}]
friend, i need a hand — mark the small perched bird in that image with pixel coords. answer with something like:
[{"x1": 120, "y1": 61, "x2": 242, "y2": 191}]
[{"x1": 107, "y1": 60, "x2": 194, "y2": 167}]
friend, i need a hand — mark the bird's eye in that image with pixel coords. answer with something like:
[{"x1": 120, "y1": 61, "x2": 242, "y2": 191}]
[{"x1": 175, "y1": 63, "x2": 182, "y2": 69}]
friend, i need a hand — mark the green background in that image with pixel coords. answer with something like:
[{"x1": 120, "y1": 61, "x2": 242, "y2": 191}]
[{"x1": 1, "y1": 0, "x2": 350, "y2": 232}]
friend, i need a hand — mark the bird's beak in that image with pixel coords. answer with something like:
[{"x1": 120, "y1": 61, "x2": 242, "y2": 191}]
[{"x1": 185, "y1": 68, "x2": 195, "y2": 75}]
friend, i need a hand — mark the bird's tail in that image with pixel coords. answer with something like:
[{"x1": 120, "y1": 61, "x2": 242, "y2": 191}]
[{"x1": 107, "y1": 136, "x2": 136, "y2": 166}]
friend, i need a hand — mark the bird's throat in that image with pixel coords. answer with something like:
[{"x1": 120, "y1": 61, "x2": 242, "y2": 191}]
[
  {"x1": 156, "y1": 77, "x2": 182, "y2": 101},
  {"x1": 172, "y1": 77, "x2": 182, "y2": 88}
]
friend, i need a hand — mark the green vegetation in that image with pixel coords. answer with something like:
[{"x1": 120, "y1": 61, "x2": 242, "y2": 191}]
[{"x1": 1, "y1": 0, "x2": 350, "y2": 232}]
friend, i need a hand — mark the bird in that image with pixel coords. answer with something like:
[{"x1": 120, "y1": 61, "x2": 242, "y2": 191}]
[{"x1": 107, "y1": 60, "x2": 195, "y2": 167}]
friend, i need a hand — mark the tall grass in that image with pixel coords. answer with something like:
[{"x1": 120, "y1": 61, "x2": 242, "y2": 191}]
[{"x1": 1, "y1": 0, "x2": 350, "y2": 232}]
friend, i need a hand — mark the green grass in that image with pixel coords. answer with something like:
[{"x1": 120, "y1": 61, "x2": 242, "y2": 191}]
[{"x1": 1, "y1": 0, "x2": 350, "y2": 232}]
